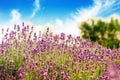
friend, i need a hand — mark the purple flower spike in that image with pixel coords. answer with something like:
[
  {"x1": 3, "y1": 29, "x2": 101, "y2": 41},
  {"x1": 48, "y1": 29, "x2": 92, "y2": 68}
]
[
  {"x1": 77, "y1": 52, "x2": 84, "y2": 60},
  {"x1": 17, "y1": 25, "x2": 20, "y2": 31},
  {"x1": 18, "y1": 73, "x2": 23, "y2": 79},
  {"x1": 52, "y1": 71, "x2": 58, "y2": 80},
  {"x1": 32, "y1": 48, "x2": 38, "y2": 54},
  {"x1": 60, "y1": 33, "x2": 65, "y2": 40}
]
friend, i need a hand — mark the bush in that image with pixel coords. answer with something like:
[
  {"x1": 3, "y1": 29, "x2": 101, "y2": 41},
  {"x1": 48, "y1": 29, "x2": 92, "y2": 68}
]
[{"x1": 79, "y1": 17, "x2": 120, "y2": 49}]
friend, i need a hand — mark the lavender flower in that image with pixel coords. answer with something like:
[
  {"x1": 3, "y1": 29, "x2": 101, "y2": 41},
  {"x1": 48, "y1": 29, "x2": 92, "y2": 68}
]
[
  {"x1": 18, "y1": 73, "x2": 23, "y2": 79},
  {"x1": 0, "y1": 23, "x2": 120, "y2": 80}
]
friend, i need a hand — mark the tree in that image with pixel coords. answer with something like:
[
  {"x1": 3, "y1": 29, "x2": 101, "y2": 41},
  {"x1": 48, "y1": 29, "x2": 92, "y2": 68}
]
[{"x1": 79, "y1": 17, "x2": 120, "y2": 49}]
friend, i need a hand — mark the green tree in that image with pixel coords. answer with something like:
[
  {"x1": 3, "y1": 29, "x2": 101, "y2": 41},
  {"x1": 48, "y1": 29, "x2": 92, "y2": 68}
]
[{"x1": 79, "y1": 17, "x2": 120, "y2": 49}]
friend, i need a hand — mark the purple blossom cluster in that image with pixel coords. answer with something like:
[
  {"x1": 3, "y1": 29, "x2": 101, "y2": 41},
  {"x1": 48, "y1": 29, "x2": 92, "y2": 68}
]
[{"x1": 0, "y1": 23, "x2": 120, "y2": 80}]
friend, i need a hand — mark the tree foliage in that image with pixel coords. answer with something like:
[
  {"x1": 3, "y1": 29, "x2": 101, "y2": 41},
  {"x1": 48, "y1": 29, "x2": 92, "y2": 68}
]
[{"x1": 79, "y1": 17, "x2": 120, "y2": 49}]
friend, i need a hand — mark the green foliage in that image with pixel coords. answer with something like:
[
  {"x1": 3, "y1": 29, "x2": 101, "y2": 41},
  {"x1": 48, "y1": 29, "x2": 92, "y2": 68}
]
[{"x1": 79, "y1": 17, "x2": 120, "y2": 49}]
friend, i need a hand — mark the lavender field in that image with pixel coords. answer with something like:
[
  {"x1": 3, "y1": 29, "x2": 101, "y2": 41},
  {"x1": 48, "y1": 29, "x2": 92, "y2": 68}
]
[{"x1": 0, "y1": 23, "x2": 120, "y2": 80}]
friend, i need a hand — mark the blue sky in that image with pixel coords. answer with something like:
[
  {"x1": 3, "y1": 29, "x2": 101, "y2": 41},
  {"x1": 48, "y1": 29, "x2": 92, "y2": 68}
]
[
  {"x1": 0, "y1": 0, "x2": 120, "y2": 36},
  {"x1": 0, "y1": 0, "x2": 93, "y2": 24}
]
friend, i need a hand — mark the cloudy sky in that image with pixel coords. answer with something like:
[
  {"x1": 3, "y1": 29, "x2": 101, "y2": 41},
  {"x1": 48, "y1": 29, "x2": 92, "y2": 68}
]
[{"x1": 0, "y1": 0, "x2": 120, "y2": 36}]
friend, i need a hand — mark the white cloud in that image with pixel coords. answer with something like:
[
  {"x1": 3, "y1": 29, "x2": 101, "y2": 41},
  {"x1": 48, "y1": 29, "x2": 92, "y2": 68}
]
[
  {"x1": 52, "y1": 0, "x2": 120, "y2": 36},
  {"x1": 31, "y1": 0, "x2": 40, "y2": 18},
  {"x1": 52, "y1": 1, "x2": 101, "y2": 36},
  {"x1": 74, "y1": 0, "x2": 120, "y2": 23},
  {"x1": 74, "y1": 5, "x2": 100, "y2": 23},
  {"x1": 55, "y1": 19, "x2": 63, "y2": 26},
  {"x1": 96, "y1": 0, "x2": 120, "y2": 17},
  {"x1": 10, "y1": 9, "x2": 21, "y2": 24},
  {"x1": 52, "y1": 18, "x2": 79, "y2": 36}
]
